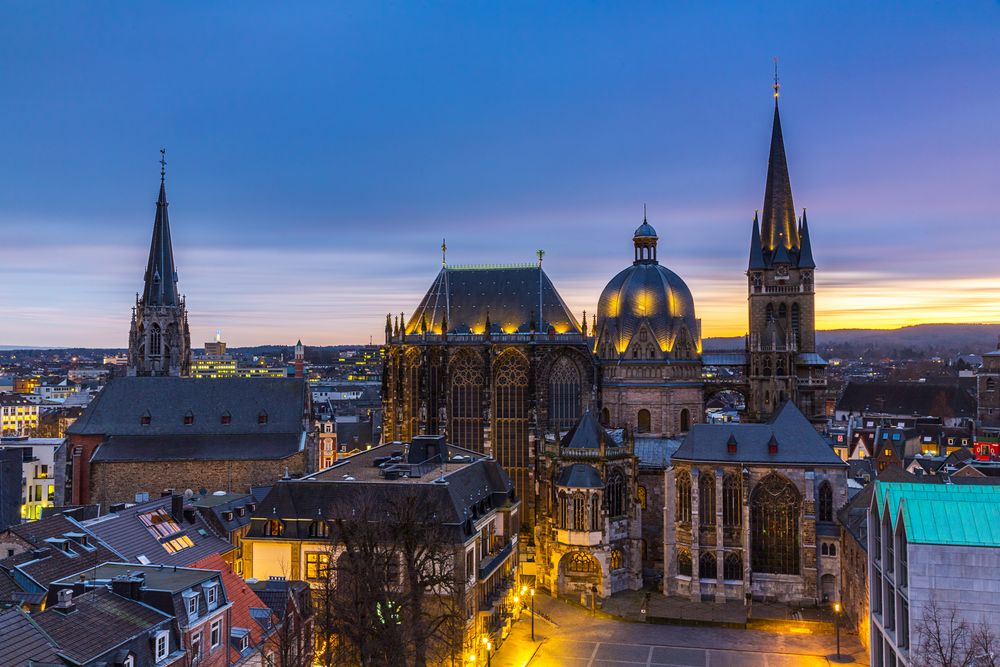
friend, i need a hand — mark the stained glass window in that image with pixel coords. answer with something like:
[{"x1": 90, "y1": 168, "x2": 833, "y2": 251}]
[
  {"x1": 817, "y1": 481, "x2": 833, "y2": 522},
  {"x1": 750, "y1": 473, "x2": 801, "y2": 575},
  {"x1": 676, "y1": 470, "x2": 691, "y2": 524},
  {"x1": 723, "y1": 473, "x2": 742, "y2": 528},
  {"x1": 699, "y1": 551, "x2": 717, "y2": 580},
  {"x1": 699, "y1": 472, "x2": 716, "y2": 526},
  {"x1": 548, "y1": 356, "x2": 581, "y2": 433},
  {"x1": 450, "y1": 349, "x2": 484, "y2": 452}
]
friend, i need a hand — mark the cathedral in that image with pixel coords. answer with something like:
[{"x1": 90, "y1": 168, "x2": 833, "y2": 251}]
[
  {"x1": 383, "y1": 89, "x2": 838, "y2": 604},
  {"x1": 127, "y1": 154, "x2": 192, "y2": 376}
]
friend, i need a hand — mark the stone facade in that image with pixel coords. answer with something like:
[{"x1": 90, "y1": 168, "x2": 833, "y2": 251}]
[
  {"x1": 87, "y1": 451, "x2": 307, "y2": 510},
  {"x1": 665, "y1": 463, "x2": 847, "y2": 605},
  {"x1": 840, "y1": 522, "x2": 870, "y2": 653},
  {"x1": 637, "y1": 467, "x2": 665, "y2": 576},
  {"x1": 978, "y1": 341, "x2": 1000, "y2": 426}
]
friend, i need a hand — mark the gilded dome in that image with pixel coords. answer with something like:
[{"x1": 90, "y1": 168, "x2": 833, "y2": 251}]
[{"x1": 595, "y1": 219, "x2": 701, "y2": 360}]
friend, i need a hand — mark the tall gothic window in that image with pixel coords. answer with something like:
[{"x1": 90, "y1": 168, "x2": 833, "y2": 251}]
[
  {"x1": 385, "y1": 349, "x2": 401, "y2": 441},
  {"x1": 637, "y1": 409, "x2": 651, "y2": 433},
  {"x1": 817, "y1": 481, "x2": 834, "y2": 522},
  {"x1": 699, "y1": 551, "x2": 717, "y2": 580},
  {"x1": 677, "y1": 549, "x2": 692, "y2": 577},
  {"x1": 494, "y1": 350, "x2": 529, "y2": 512},
  {"x1": 750, "y1": 473, "x2": 801, "y2": 575},
  {"x1": 566, "y1": 552, "x2": 598, "y2": 574},
  {"x1": 676, "y1": 470, "x2": 692, "y2": 524},
  {"x1": 558, "y1": 492, "x2": 568, "y2": 529},
  {"x1": 572, "y1": 495, "x2": 586, "y2": 531},
  {"x1": 548, "y1": 357, "x2": 582, "y2": 434},
  {"x1": 606, "y1": 470, "x2": 627, "y2": 518},
  {"x1": 610, "y1": 549, "x2": 624, "y2": 570},
  {"x1": 791, "y1": 303, "x2": 801, "y2": 349},
  {"x1": 150, "y1": 324, "x2": 162, "y2": 356},
  {"x1": 722, "y1": 472, "x2": 742, "y2": 528},
  {"x1": 680, "y1": 409, "x2": 691, "y2": 433},
  {"x1": 724, "y1": 552, "x2": 743, "y2": 581},
  {"x1": 765, "y1": 302, "x2": 774, "y2": 321},
  {"x1": 402, "y1": 348, "x2": 422, "y2": 441},
  {"x1": 590, "y1": 495, "x2": 600, "y2": 530},
  {"x1": 450, "y1": 349, "x2": 484, "y2": 452},
  {"x1": 778, "y1": 303, "x2": 787, "y2": 324},
  {"x1": 699, "y1": 472, "x2": 716, "y2": 526}
]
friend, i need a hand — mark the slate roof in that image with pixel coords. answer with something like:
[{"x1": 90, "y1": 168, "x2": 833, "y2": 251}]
[
  {"x1": 251, "y1": 446, "x2": 516, "y2": 542},
  {"x1": 405, "y1": 265, "x2": 580, "y2": 335},
  {"x1": 556, "y1": 464, "x2": 603, "y2": 489},
  {"x1": 835, "y1": 381, "x2": 976, "y2": 419},
  {"x1": 67, "y1": 376, "x2": 309, "y2": 436},
  {"x1": 0, "y1": 515, "x2": 121, "y2": 595},
  {"x1": 673, "y1": 401, "x2": 845, "y2": 466},
  {"x1": 91, "y1": 432, "x2": 304, "y2": 462},
  {"x1": 634, "y1": 437, "x2": 681, "y2": 469},
  {"x1": 142, "y1": 176, "x2": 182, "y2": 307},
  {"x1": 0, "y1": 607, "x2": 60, "y2": 666},
  {"x1": 559, "y1": 411, "x2": 614, "y2": 450},
  {"x1": 247, "y1": 578, "x2": 311, "y2": 624},
  {"x1": 83, "y1": 495, "x2": 233, "y2": 567},
  {"x1": 874, "y1": 481, "x2": 1000, "y2": 547},
  {"x1": 34, "y1": 588, "x2": 171, "y2": 664}
]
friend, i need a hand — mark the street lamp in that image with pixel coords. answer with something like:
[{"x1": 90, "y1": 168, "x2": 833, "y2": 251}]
[
  {"x1": 467, "y1": 651, "x2": 476, "y2": 665},
  {"x1": 482, "y1": 637, "x2": 492, "y2": 667},
  {"x1": 833, "y1": 601, "x2": 842, "y2": 661},
  {"x1": 530, "y1": 588, "x2": 536, "y2": 641}
]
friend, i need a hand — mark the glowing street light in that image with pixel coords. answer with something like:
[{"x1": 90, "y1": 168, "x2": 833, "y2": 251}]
[
  {"x1": 530, "y1": 588, "x2": 536, "y2": 641},
  {"x1": 833, "y1": 601, "x2": 842, "y2": 660}
]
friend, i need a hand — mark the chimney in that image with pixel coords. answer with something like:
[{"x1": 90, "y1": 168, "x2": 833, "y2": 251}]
[
  {"x1": 171, "y1": 494, "x2": 184, "y2": 522},
  {"x1": 54, "y1": 588, "x2": 76, "y2": 614},
  {"x1": 111, "y1": 575, "x2": 144, "y2": 601}
]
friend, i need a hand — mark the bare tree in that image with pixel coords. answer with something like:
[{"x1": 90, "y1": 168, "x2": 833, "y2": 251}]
[
  {"x1": 915, "y1": 598, "x2": 1000, "y2": 667},
  {"x1": 262, "y1": 582, "x2": 314, "y2": 667}
]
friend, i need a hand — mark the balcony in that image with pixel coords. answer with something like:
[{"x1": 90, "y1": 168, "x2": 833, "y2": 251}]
[
  {"x1": 556, "y1": 529, "x2": 602, "y2": 547},
  {"x1": 479, "y1": 541, "x2": 514, "y2": 581}
]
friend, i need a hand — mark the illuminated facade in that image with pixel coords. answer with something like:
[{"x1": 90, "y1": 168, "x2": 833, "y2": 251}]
[
  {"x1": 127, "y1": 159, "x2": 192, "y2": 377},
  {"x1": 0, "y1": 394, "x2": 39, "y2": 436},
  {"x1": 595, "y1": 220, "x2": 703, "y2": 437},
  {"x1": 382, "y1": 259, "x2": 599, "y2": 533}
]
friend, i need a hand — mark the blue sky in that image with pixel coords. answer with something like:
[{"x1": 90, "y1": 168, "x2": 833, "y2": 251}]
[{"x1": 1, "y1": 2, "x2": 999, "y2": 346}]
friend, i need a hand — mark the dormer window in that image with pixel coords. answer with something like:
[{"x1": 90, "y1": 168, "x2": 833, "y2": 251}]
[
  {"x1": 264, "y1": 519, "x2": 284, "y2": 536},
  {"x1": 727, "y1": 435, "x2": 737, "y2": 454},
  {"x1": 141, "y1": 412, "x2": 151, "y2": 426},
  {"x1": 258, "y1": 411, "x2": 268, "y2": 425},
  {"x1": 221, "y1": 412, "x2": 231, "y2": 425},
  {"x1": 768, "y1": 436, "x2": 778, "y2": 455},
  {"x1": 223, "y1": 511, "x2": 234, "y2": 521},
  {"x1": 236, "y1": 507, "x2": 245, "y2": 517},
  {"x1": 183, "y1": 411, "x2": 194, "y2": 426}
]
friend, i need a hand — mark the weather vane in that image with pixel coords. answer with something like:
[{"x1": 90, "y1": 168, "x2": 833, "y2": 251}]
[
  {"x1": 441, "y1": 238, "x2": 447, "y2": 267},
  {"x1": 773, "y1": 57, "x2": 780, "y2": 99},
  {"x1": 159, "y1": 148, "x2": 167, "y2": 179}
]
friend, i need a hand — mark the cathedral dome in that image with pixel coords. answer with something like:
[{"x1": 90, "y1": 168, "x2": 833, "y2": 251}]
[{"x1": 595, "y1": 218, "x2": 701, "y2": 361}]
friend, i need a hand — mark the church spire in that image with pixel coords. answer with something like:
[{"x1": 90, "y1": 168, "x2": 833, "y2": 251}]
[
  {"x1": 761, "y1": 87, "x2": 800, "y2": 255},
  {"x1": 748, "y1": 211, "x2": 766, "y2": 270},
  {"x1": 142, "y1": 149, "x2": 181, "y2": 307},
  {"x1": 798, "y1": 208, "x2": 816, "y2": 269}
]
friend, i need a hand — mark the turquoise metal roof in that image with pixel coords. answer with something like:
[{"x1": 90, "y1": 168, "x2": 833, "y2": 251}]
[{"x1": 873, "y1": 482, "x2": 1000, "y2": 547}]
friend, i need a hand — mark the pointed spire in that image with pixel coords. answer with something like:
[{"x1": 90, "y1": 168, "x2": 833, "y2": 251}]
[
  {"x1": 142, "y1": 150, "x2": 181, "y2": 307},
  {"x1": 761, "y1": 85, "x2": 800, "y2": 255},
  {"x1": 748, "y1": 211, "x2": 766, "y2": 270},
  {"x1": 581, "y1": 310, "x2": 588, "y2": 337},
  {"x1": 797, "y1": 208, "x2": 816, "y2": 269}
]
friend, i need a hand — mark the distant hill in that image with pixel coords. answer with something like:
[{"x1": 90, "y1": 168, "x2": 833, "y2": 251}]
[{"x1": 705, "y1": 323, "x2": 1000, "y2": 360}]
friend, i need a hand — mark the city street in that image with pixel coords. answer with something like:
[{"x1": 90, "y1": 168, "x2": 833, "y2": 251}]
[{"x1": 490, "y1": 594, "x2": 868, "y2": 667}]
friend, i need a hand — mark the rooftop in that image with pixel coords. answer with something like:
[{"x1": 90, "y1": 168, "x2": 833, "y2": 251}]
[
  {"x1": 874, "y1": 481, "x2": 1000, "y2": 547},
  {"x1": 307, "y1": 437, "x2": 486, "y2": 483},
  {"x1": 51, "y1": 561, "x2": 219, "y2": 593}
]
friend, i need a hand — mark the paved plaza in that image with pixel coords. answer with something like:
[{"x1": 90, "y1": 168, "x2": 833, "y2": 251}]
[{"x1": 490, "y1": 593, "x2": 868, "y2": 667}]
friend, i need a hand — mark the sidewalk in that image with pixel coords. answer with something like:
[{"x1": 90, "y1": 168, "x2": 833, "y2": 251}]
[{"x1": 490, "y1": 605, "x2": 553, "y2": 667}]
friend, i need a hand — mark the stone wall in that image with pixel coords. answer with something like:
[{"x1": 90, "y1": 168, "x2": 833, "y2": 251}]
[
  {"x1": 638, "y1": 468, "x2": 665, "y2": 578},
  {"x1": 841, "y1": 529, "x2": 870, "y2": 652},
  {"x1": 89, "y1": 451, "x2": 307, "y2": 510}
]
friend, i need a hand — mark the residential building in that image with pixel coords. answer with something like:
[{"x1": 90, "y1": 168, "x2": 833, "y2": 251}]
[
  {"x1": 868, "y1": 482, "x2": 1000, "y2": 666},
  {"x1": 978, "y1": 336, "x2": 1000, "y2": 426},
  {"x1": 835, "y1": 381, "x2": 976, "y2": 427},
  {"x1": 0, "y1": 437, "x2": 62, "y2": 521},
  {"x1": 0, "y1": 394, "x2": 39, "y2": 437}
]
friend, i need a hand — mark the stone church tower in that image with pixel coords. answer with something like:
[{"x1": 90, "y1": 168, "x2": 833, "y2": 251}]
[
  {"x1": 746, "y1": 92, "x2": 826, "y2": 420},
  {"x1": 127, "y1": 156, "x2": 191, "y2": 377}
]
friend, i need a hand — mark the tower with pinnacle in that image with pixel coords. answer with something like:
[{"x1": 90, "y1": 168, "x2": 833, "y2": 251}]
[
  {"x1": 746, "y1": 80, "x2": 826, "y2": 421},
  {"x1": 127, "y1": 151, "x2": 192, "y2": 377}
]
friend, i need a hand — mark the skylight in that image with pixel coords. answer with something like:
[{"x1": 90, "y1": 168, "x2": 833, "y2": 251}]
[{"x1": 138, "y1": 508, "x2": 195, "y2": 554}]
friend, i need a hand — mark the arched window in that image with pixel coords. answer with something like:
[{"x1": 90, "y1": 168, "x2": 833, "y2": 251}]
[
  {"x1": 791, "y1": 303, "x2": 801, "y2": 349},
  {"x1": 572, "y1": 495, "x2": 586, "y2": 531},
  {"x1": 676, "y1": 470, "x2": 692, "y2": 524},
  {"x1": 600, "y1": 407, "x2": 610, "y2": 426},
  {"x1": 829, "y1": 543, "x2": 837, "y2": 557},
  {"x1": 724, "y1": 552, "x2": 742, "y2": 581},
  {"x1": 606, "y1": 470, "x2": 627, "y2": 518},
  {"x1": 680, "y1": 409, "x2": 690, "y2": 433},
  {"x1": 559, "y1": 492, "x2": 568, "y2": 529},
  {"x1": 699, "y1": 551, "x2": 717, "y2": 580},
  {"x1": 750, "y1": 473, "x2": 801, "y2": 575},
  {"x1": 264, "y1": 519, "x2": 284, "y2": 537},
  {"x1": 590, "y1": 495, "x2": 600, "y2": 530},
  {"x1": 637, "y1": 409, "x2": 651, "y2": 433},
  {"x1": 699, "y1": 472, "x2": 715, "y2": 526},
  {"x1": 821, "y1": 543, "x2": 829, "y2": 556},
  {"x1": 402, "y1": 347, "x2": 422, "y2": 441},
  {"x1": 677, "y1": 549, "x2": 692, "y2": 577},
  {"x1": 637, "y1": 485, "x2": 647, "y2": 510},
  {"x1": 610, "y1": 549, "x2": 624, "y2": 570},
  {"x1": 494, "y1": 350, "x2": 530, "y2": 518},
  {"x1": 988, "y1": 377, "x2": 997, "y2": 392},
  {"x1": 450, "y1": 349, "x2": 484, "y2": 453},
  {"x1": 566, "y1": 552, "x2": 598, "y2": 573},
  {"x1": 548, "y1": 357, "x2": 582, "y2": 433},
  {"x1": 150, "y1": 324, "x2": 162, "y2": 356},
  {"x1": 722, "y1": 473, "x2": 742, "y2": 528},
  {"x1": 765, "y1": 303, "x2": 774, "y2": 322},
  {"x1": 778, "y1": 303, "x2": 787, "y2": 323},
  {"x1": 817, "y1": 481, "x2": 834, "y2": 522},
  {"x1": 307, "y1": 520, "x2": 329, "y2": 538}
]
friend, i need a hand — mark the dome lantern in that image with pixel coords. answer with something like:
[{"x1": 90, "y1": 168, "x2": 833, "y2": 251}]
[{"x1": 633, "y1": 210, "x2": 658, "y2": 264}]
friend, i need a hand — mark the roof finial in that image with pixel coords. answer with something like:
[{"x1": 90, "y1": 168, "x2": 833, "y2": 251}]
[
  {"x1": 441, "y1": 238, "x2": 447, "y2": 267},
  {"x1": 643, "y1": 203, "x2": 647, "y2": 223},
  {"x1": 773, "y1": 57, "x2": 780, "y2": 100},
  {"x1": 159, "y1": 148, "x2": 167, "y2": 181},
  {"x1": 537, "y1": 249, "x2": 545, "y2": 267}
]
